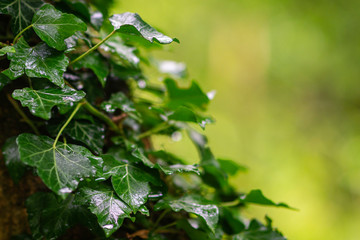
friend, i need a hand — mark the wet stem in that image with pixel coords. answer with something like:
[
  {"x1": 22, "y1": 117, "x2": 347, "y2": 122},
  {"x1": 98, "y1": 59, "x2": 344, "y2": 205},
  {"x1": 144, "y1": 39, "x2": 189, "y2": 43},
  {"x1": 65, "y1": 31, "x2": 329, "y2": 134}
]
[{"x1": 13, "y1": 24, "x2": 33, "y2": 43}]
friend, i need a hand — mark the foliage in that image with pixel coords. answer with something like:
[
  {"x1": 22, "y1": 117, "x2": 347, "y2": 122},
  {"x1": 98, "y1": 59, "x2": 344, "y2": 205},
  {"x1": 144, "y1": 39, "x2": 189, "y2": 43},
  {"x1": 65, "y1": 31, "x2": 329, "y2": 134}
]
[{"x1": 0, "y1": 0, "x2": 292, "y2": 239}]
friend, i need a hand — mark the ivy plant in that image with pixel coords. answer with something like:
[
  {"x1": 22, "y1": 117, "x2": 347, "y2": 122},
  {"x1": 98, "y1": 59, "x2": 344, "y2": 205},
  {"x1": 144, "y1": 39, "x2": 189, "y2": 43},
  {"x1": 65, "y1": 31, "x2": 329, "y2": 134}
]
[{"x1": 0, "y1": 0, "x2": 293, "y2": 239}]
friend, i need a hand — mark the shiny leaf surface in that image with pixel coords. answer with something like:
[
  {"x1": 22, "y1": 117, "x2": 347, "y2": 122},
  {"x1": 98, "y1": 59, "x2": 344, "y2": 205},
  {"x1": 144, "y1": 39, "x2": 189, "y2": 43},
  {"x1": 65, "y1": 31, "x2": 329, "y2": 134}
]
[
  {"x1": 101, "y1": 92, "x2": 141, "y2": 121},
  {"x1": 2, "y1": 136, "x2": 26, "y2": 183},
  {"x1": 17, "y1": 133, "x2": 103, "y2": 196},
  {"x1": 109, "y1": 12, "x2": 179, "y2": 44},
  {"x1": 5, "y1": 39, "x2": 69, "y2": 87},
  {"x1": 0, "y1": 46, "x2": 15, "y2": 56},
  {"x1": 168, "y1": 106, "x2": 214, "y2": 129},
  {"x1": 12, "y1": 86, "x2": 85, "y2": 120},
  {"x1": 32, "y1": 4, "x2": 87, "y2": 51}
]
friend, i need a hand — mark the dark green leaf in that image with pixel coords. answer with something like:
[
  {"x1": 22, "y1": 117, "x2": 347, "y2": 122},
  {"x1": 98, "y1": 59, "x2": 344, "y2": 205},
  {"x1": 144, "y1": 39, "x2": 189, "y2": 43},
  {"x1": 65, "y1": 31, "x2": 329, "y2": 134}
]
[
  {"x1": 101, "y1": 92, "x2": 141, "y2": 121},
  {"x1": 75, "y1": 184, "x2": 132, "y2": 237},
  {"x1": 155, "y1": 162, "x2": 200, "y2": 176},
  {"x1": 17, "y1": 133, "x2": 103, "y2": 196},
  {"x1": 165, "y1": 78, "x2": 210, "y2": 111},
  {"x1": 12, "y1": 86, "x2": 85, "y2": 120},
  {"x1": 2, "y1": 136, "x2": 26, "y2": 183},
  {"x1": 0, "y1": 46, "x2": 15, "y2": 56},
  {"x1": 32, "y1": 4, "x2": 87, "y2": 51},
  {"x1": 109, "y1": 12, "x2": 179, "y2": 44},
  {"x1": 26, "y1": 192, "x2": 98, "y2": 240},
  {"x1": 102, "y1": 155, "x2": 161, "y2": 211},
  {"x1": 63, "y1": 120, "x2": 105, "y2": 154},
  {"x1": 0, "y1": 0, "x2": 43, "y2": 35},
  {"x1": 155, "y1": 195, "x2": 219, "y2": 233},
  {"x1": 176, "y1": 219, "x2": 212, "y2": 240},
  {"x1": 168, "y1": 106, "x2": 214, "y2": 129},
  {"x1": 5, "y1": 39, "x2": 69, "y2": 87},
  {"x1": 72, "y1": 51, "x2": 108, "y2": 87},
  {"x1": 239, "y1": 190, "x2": 293, "y2": 209},
  {"x1": 218, "y1": 159, "x2": 247, "y2": 176},
  {"x1": 0, "y1": 73, "x2": 11, "y2": 91}
]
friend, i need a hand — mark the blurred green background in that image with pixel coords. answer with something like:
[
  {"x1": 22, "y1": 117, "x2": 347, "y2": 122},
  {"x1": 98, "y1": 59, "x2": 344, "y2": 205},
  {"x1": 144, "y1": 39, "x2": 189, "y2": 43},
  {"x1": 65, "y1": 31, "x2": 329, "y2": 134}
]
[{"x1": 113, "y1": 1, "x2": 360, "y2": 239}]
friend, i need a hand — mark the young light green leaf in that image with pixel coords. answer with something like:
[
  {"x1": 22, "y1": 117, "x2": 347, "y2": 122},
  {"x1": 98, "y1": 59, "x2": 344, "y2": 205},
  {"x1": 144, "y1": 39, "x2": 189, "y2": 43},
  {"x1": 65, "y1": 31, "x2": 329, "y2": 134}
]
[
  {"x1": 0, "y1": 0, "x2": 43, "y2": 35},
  {"x1": 32, "y1": 4, "x2": 87, "y2": 51},
  {"x1": 165, "y1": 78, "x2": 210, "y2": 111},
  {"x1": 5, "y1": 39, "x2": 69, "y2": 87},
  {"x1": 0, "y1": 46, "x2": 15, "y2": 56},
  {"x1": 102, "y1": 154, "x2": 161, "y2": 211},
  {"x1": 75, "y1": 184, "x2": 132, "y2": 237},
  {"x1": 109, "y1": 12, "x2": 179, "y2": 44},
  {"x1": 72, "y1": 51, "x2": 108, "y2": 87},
  {"x1": 17, "y1": 133, "x2": 103, "y2": 196},
  {"x1": 154, "y1": 195, "x2": 219, "y2": 233},
  {"x1": 12, "y1": 87, "x2": 85, "y2": 120},
  {"x1": 168, "y1": 106, "x2": 214, "y2": 129},
  {"x1": 101, "y1": 92, "x2": 141, "y2": 121},
  {"x1": 239, "y1": 190, "x2": 293, "y2": 209},
  {"x1": 2, "y1": 136, "x2": 26, "y2": 184}
]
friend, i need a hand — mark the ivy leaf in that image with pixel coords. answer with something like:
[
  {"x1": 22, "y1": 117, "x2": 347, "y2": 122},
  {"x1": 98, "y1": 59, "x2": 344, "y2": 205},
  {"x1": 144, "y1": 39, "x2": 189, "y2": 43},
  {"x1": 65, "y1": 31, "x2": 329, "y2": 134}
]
[
  {"x1": 72, "y1": 51, "x2": 108, "y2": 87},
  {"x1": 5, "y1": 39, "x2": 69, "y2": 87},
  {"x1": 0, "y1": 73, "x2": 11, "y2": 91},
  {"x1": 12, "y1": 87, "x2": 85, "y2": 120},
  {"x1": 168, "y1": 106, "x2": 214, "y2": 129},
  {"x1": 2, "y1": 136, "x2": 26, "y2": 184},
  {"x1": 218, "y1": 159, "x2": 247, "y2": 176},
  {"x1": 155, "y1": 163, "x2": 200, "y2": 175},
  {"x1": 239, "y1": 190, "x2": 293, "y2": 209},
  {"x1": 26, "y1": 192, "x2": 99, "y2": 240},
  {"x1": 101, "y1": 92, "x2": 141, "y2": 121},
  {"x1": 155, "y1": 195, "x2": 219, "y2": 233},
  {"x1": 75, "y1": 184, "x2": 132, "y2": 237},
  {"x1": 0, "y1": 0, "x2": 43, "y2": 35},
  {"x1": 157, "y1": 60, "x2": 187, "y2": 78},
  {"x1": 32, "y1": 4, "x2": 87, "y2": 51},
  {"x1": 17, "y1": 133, "x2": 103, "y2": 196},
  {"x1": 0, "y1": 46, "x2": 15, "y2": 56},
  {"x1": 165, "y1": 78, "x2": 210, "y2": 111},
  {"x1": 102, "y1": 154, "x2": 161, "y2": 212},
  {"x1": 63, "y1": 120, "x2": 105, "y2": 154},
  {"x1": 91, "y1": 11, "x2": 104, "y2": 30},
  {"x1": 109, "y1": 12, "x2": 179, "y2": 44}
]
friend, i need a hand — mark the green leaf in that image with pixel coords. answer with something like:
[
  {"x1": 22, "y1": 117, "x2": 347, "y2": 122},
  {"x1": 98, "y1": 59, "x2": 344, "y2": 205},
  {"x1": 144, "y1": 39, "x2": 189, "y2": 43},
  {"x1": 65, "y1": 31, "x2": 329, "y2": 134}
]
[
  {"x1": 168, "y1": 106, "x2": 214, "y2": 129},
  {"x1": 32, "y1": 4, "x2": 87, "y2": 51},
  {"x1": 218, "y1": 159, "x2": 247, "y2": 176},
  {"x1": 102, "y1": 154, "x2": 161, "y2": 211},
  {"x1": 17, "y1": 133, "x2": 103, "y2": 196},
  {"x1": 157, "y1": 60, "x2": 187, "y2": 78},
  {"x1": 109, "y1": 12, "x2": 179, "y2": 44},
  {"x1": 155, "y1": 163, "x2": 200, "y2": 175},
  {"x1": 154, "y1": 195, "x2": 219, "y2": 233},
  {"x1": 165, "y1": 78, "x2": 210, "y2": 111},
  {"x1": 72, "y1": 51, "x2": 108, "y2": 87},
  {"x1": 75, "y1": 184, "x2": 132, "y2": 237},
  {"x1": 5, "y1": 39, "x2": 69, "y2": 87},
  {"x1": 2, "y1": 136, "x2": 26, "y2": 183},
  {"x1": 0, "y1": 73, "x2": 11, "y2": 91},
  {"x1": 239, "y1": 190, "x2": 293, "y2": 209},
  {"x1": 91, "y1": 11, "x2": 104, "y2": 30},
  {"x1": 12, "y1": 86, "x2": 85, "y2": 120},
  {"x1": 101, "y1": 92, "x2": 141, "y2": 121},
  {"x1": 0, "y1": 46, "x2": 15, "y2": 56},
  {"x1": 63, "y1": 120, "x2": 105, "y2": 154},
  {"x1": 0, "y1": 0, "x2": 43, "y2": 35},
  {"x1": 26, "y1": 192, "x2": 99, "y2": 240}
]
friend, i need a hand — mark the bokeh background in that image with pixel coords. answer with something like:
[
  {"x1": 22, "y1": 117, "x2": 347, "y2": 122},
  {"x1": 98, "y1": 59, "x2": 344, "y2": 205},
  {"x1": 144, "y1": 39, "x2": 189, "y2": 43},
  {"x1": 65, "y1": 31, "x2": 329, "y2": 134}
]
[{"x1": 113, "y1": 1, "x2": 360, "y2": 239}]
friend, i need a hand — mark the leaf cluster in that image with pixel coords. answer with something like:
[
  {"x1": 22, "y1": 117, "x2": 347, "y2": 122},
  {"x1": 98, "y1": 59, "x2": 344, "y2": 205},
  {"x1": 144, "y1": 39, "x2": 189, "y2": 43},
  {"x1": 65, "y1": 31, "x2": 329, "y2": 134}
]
[{"x1": 0, "y1": 1, "x2": 292, "y2": 239}]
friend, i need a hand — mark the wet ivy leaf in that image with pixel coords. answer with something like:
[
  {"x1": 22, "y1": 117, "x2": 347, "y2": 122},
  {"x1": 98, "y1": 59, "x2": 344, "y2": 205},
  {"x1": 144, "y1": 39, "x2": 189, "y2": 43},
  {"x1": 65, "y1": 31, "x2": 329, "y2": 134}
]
[
  {"x1": 157, "y1": 60, "x2": 187, "y2": 78},
  {"x1": 0, "y1": 73, "x2": 11, "y2": 91},
  {"x1": 168, "y1": 106, "x2": 214, "y2": 129},
  {"x1": 239, "y1": 190, "x2": 293, "y2": 209},
  {"x1": 12, "y1": 86, "x2": 85, "y2": 120},
  {"x1": 91, "y1": 11, "x2": 104, "y2": 30},
  {"x1": 72, "y1": 51, "x2": 108, "y2": 87},
  {"x1": 0, "y1": 45, "x2": 15, "y2": 56},
  {"x1": 0, "y1": 0, "x2": 43, "y2": 35},
  {"x1": 5, "y1": 39, "x2": 69, "y2": 87},
  {"x1": 26, "y1": 192, "x2": 98, "y2": 240},
  {"x1": 155, "y1": 163, "x2": 200, "y2": 175},
  {"x1": 101, "y1": 92, "x2": 141, "y2": 121},
  {"x1": 63, "y1": 120, "x2": 105, "y2": 154},
  {"x1": 102, "y1": 154, "x2": 161, "y2": 211},
  {"x1": 165, "y1": 78, "x2": 210, "y2": 111},
  {"x1": 109, "y1": 12, "x2": 179, "y2": 44},
  {"x1": 17, "y1": 133, "x2": 103, "y2": 196},
  {"x1": 218, "y1": 159, "x2": 247, "y2": 176},
  {"x1": 75, "y1": 184, "x2": 132, "y2": 237},
  {"x1": 32, "y1": 4, "x2": 87, "y2": 51},
  {"x1": 2, "y1": 137, "x2": 26, "y2": 184},
  {"x1": 155, "y1": 195, "x2": 219, "y2": 233}
]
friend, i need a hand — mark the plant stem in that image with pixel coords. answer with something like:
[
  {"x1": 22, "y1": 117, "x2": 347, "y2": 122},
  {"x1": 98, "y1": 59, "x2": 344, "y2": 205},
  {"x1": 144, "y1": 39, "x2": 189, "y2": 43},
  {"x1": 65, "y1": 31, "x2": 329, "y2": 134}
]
[
  {"x1": 7, "y1": 94, "x2": 40, "y2": 135},
  {"x1": 13, "y1": 24, "x2": 33, "y2": 43},
  {"x1": 53, "y1": 102, "x2": 84, "y2": 147},
  {"x1": 69, "y1": 30, "x2": 116, "y2": 65},
  {"x1": 82, "y1": 100, "x2": 123, "y2": 135},
  {"x1": 136, "y1": 122, "x2": 170, "y2": 140},
  {"x1": 154, "y1": 221, "x2": 177, "y2": 232},
  {"x1": 220, "y1": 199, "x2": 240, "y2": 207},
  {"x1": 151, "y1": 209, "x2": 170, "y2": 231}
]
